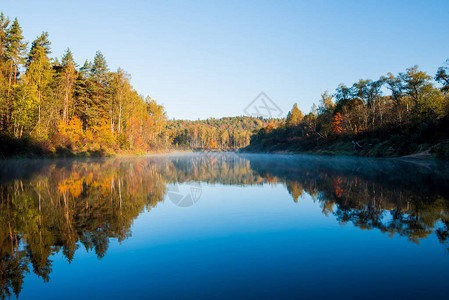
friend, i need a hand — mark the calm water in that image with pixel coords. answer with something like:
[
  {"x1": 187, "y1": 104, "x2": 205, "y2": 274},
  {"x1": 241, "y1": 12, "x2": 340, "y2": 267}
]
[{"x1": 1, "y1": 153, "x2": 449, "y2": 299}]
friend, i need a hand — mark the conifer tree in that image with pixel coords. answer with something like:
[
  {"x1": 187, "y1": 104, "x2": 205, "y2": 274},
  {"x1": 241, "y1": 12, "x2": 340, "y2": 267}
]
[
  {"x1": 74, "y1": 60, "x2": 92, "y2": 128},
  {"x1": 59, "y1": 48, "x2": 77, "y2": 124},
  {"x1": 89, "y1": 51, "x2": 110, "y2": 123},
  {"x1": 24, "y1": 32, "x2": 53, "y2": 134},
  {"x1": 0, "y1": 13, "x2": 10, "y2": 130},
  {"x1": 5, "y1": 18, "x2": 27, "y2": 127},
  {"x1": 6, "y1": 18, "x2": 27, "y2": 87},
  {"x1": 0, "y1": 13, "x2": 9, "y2": 57}
]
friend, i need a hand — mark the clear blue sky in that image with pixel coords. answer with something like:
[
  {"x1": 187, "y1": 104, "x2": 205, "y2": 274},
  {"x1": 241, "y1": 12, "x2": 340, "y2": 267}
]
[{"x1": 3, "y1": 0, "x2": 449, "y2": 120}]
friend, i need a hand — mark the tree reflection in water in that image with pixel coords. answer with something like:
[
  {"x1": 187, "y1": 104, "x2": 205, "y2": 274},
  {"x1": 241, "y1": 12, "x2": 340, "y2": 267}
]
[{"x1": 0, "y1": 153, "x2": 448, "y2": 298}]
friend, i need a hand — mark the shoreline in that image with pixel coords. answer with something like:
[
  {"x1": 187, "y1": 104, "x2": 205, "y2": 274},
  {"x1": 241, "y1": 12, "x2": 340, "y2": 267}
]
[
  {"x1": 238, "y1": 148, "x2": 441, "y2": 161},
  {"x1": 1, "y1": 148, "x2": 441, "y2": 161}
]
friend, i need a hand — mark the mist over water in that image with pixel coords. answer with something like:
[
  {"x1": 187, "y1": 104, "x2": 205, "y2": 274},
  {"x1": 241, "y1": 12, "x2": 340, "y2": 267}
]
[{"x1": 1, "y1": 153, "x2": 449, "y2": 299}]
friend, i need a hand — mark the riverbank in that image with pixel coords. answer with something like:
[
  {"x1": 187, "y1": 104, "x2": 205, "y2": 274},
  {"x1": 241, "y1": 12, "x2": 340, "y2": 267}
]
[
  {"x1": 3, "y1": 132, "x2": 448, "y2": 160},
  {"x1": 242, "y1": 112, "x2": 449, "y2": 160},
  {"x1": 240, "y1": 135, "x2": 449, "y2": 160},
  {"x1": 0, "y1": 135, "x2": 239, "y2": 159},
  {"x1": 0, "y1": 134, "x2": 171, "y2": 159}
]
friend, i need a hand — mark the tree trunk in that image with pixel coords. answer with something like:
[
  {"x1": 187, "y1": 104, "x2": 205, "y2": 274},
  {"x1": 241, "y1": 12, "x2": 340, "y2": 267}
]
[
  {"x1": 5, "y1": 60, "x2": 13, "y2": 128},
  {"x1": 7, "y1": 60, "x2": 13, "y2": 95},
  {"x1": 118, "y1": 104, "x2": 122, "y2": 134},
  {"x1": 13, "y1": 59, "x2": 18, "y2": 85}
]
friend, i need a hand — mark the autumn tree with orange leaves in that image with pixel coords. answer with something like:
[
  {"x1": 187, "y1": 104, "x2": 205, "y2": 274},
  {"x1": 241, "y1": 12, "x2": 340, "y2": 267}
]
[
  {"x1": 0, "y1": 12, "x2": 168, "y2": 155},
  {"x1": 331, "y1": 112, "x2": 344, "y2": 135}
]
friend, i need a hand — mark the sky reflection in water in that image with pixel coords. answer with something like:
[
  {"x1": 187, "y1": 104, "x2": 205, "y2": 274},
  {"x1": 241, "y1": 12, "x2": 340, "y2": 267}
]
[{"x1": 1, "y1": 153, "x2": 449, "y2": 299}]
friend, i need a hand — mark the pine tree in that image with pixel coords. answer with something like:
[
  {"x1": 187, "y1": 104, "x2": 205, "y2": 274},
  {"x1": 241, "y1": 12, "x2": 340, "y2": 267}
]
[
  {"x1": 6, "y1": 18, "x2": 27, "y2": 88},
  {"x1": 74, "y1": 60, "x2": 92, "y2": 128},
  {"x1": 59, "y1": 48, "x2": 77, "y2": 124},
  {"x1": 5, "y1": 18, "x2": 27, "y2": 128},
  {"x1": 24, "y1": 32, "x2": 53, "y2": 135},
  {"x1": 0, "y1": 13, "x2": 10, "y2": 130},
  {"x1": 89, "y1": 51, "x2": 110, "y2": 124},
  {"x1": 0, "y1": 12, "x2": 9, "y2": 57}
]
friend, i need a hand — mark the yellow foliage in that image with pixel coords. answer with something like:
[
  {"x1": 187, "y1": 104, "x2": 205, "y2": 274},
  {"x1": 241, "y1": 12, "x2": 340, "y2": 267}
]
[
  {"x1": 209, "y1": 140, "x2": 217, "y2": 149},
  {"x1": 58, "y1": 116, "x2": 85, "y2": 145},
  {"x1": 58, "y1": 172, "x2": 94, "y2": 198},
  {"x1": 91, "y1": 118, "x2": 115, "y2": 146}
]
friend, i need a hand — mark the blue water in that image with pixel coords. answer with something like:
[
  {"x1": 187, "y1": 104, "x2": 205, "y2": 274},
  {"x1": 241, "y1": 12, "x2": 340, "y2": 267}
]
[{"x1": 1, "y1": 154, "x2": 449, "y2": 299}]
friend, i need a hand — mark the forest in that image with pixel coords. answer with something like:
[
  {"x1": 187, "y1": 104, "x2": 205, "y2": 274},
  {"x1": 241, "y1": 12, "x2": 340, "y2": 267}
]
[
  {"x1": 167, "y1": 117, "x2": 281, "y2": 150},
  {"x1": 244, "y1": 63, "x2": 449, "y2": 158},
  {"x1": 1, "y1": 11, "x2": 449, "y2": 159},
  {"x1": 0, "y1": 13, "x2": 170, "y2": 157},
  {"x1": 0, "y1": 13, "x2": 280, "y2": 157}
]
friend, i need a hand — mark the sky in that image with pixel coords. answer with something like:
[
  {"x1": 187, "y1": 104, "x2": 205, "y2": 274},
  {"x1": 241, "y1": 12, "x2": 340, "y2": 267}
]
[{"x1": 2, "y1": 0, "x2": 449, "y2": 120}]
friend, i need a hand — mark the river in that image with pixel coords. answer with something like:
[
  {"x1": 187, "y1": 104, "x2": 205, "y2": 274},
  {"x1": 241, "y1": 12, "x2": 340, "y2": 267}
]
[{"x1": 1, "y1": 153, "x2": 448, "y2": 299}]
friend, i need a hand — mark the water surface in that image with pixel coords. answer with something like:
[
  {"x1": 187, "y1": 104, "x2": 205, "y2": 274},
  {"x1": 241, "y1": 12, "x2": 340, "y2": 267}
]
[{"x1": 1, "y1": 153, "x2": 449, "y2": 299}]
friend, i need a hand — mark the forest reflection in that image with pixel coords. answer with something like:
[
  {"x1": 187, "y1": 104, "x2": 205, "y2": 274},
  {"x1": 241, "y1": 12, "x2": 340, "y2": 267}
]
[{"x1": 1, "y1": 153, "x2": 449, "y2": 298}]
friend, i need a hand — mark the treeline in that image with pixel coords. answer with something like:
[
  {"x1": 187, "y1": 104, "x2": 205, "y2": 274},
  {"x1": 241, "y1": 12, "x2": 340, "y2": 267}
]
[
  {"x1": 245, "y1": 63, "x2": 449, "y2": 158},
  {"x1": 0, "y1": 13, "x2": 167, "y2": 156},
  {"x1": 167, "y1": 116, "x2": 282, "y2": 150}
]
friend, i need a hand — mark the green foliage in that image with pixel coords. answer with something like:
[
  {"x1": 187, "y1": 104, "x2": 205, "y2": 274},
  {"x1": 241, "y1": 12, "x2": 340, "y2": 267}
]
[
  {"x1": 0, "y1": 12, "x2": 167, "y2": 156},
  {"x1": 245, "y1": 63, "x2": 449, "y2": 158},
  {"x1": 5, "y1": 18, "x2": 27, "y2": 68},
  {"x1": 0, "y1": 11, "x2": 447, "y2": 158},
  {"x1": 435, "y1": 59, "x2": 449, "y2": 92}
]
